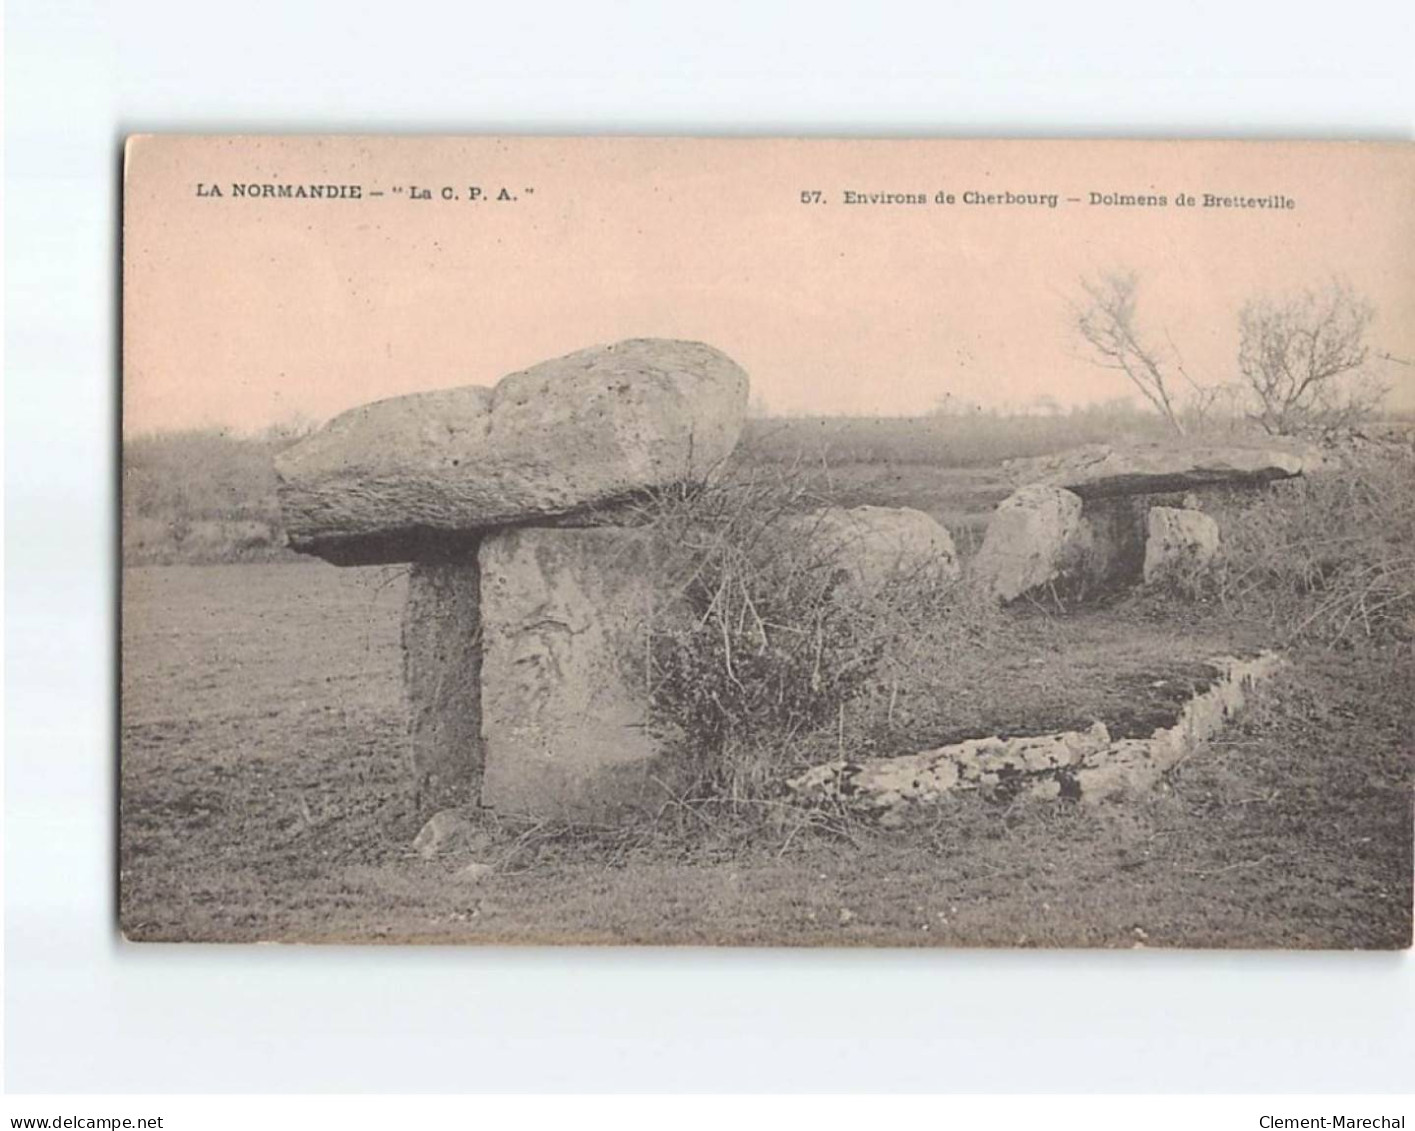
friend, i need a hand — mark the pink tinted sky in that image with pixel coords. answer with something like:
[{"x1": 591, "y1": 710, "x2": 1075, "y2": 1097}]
[{"x1": 124, "y1": 137, "x2": 1414, "y2": 435}]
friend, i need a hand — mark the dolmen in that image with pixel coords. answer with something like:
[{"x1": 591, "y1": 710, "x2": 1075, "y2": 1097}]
[
  {"x1": 275, "y1": 339, "x2": 750, "y2": 821},
  {"x1": 972, "y1": 441, "x2": 1312, "y2": 603},
  {"x1": 276, "y1": 339, "x2": 962, "y2": 825}
]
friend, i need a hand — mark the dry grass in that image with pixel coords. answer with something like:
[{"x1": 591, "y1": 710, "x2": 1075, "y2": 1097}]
[
  {"x1": 628, "y1": 466, "x2": 998, "y2": 801},
  {"x1": 1211, "y1": 458, "x2": 1415, "y2": 647},
  {"x1": 118, "y1": 433, "x2": 1415, "y2": 947},
  {"x1": 119, "y1": 560, "x2": 1411, "y2": 947}
]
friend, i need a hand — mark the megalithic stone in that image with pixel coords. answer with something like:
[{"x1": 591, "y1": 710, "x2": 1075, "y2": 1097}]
[
  {"x1": 970, "y1": 484, "x2": 1085, "y2": 603},
  {"x1": 1143, "y1": 506, "x2": 1221, "y2": 584},
  {"x1": 268, "y1": 336, "x2": 752, "y2": 821},
  {"x1": 402, "y1": 557, "x2": 482, "y2": 811},
  {"x1": 780, "y1": 505, "x2": 961, "y2": 592},
  {"x1": 1003, "y1": 441, "x2": 1309, "y2": 499},
  {"x1": 271, "y1": 338, "x2": 750, "y2": 824},
  {"x1": 478, "y1": 526, "x2": 672, "y2": 821},
  {"x1": 273, "y1": 338, "x2": 750, "y2": 565}
]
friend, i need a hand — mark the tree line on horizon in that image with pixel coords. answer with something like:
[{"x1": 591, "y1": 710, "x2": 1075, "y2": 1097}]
[{"x1": 1073, "y1": 271, "x2": 1410, "y2": 440}]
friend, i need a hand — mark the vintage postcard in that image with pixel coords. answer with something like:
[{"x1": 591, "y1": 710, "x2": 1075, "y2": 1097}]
[{"x1": 121, "y1": 136, "x2": 1413, "y2": 946}]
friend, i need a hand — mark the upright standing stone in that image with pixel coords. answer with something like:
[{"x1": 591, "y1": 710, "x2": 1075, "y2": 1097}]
[
  {"x1": 1143, "y1": 506, "x2": 1220, "y2": 584},
  {"x1": 402, "y1": 559, "x2": 482, "y2": 810},
  {"x1": 478, "y1": 527, "x2": 667, "y2": 820},
  {"x1": 970, "y1": 485, "x2": 1084, "y2": 603}
]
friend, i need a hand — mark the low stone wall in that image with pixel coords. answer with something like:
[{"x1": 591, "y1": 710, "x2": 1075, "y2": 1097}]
[{"x1": 788, "y1": 652, "x2": 1285, "y2": 822}]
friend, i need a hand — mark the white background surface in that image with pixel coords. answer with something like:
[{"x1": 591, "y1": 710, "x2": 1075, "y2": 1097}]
[{"x1": 5, "y1": 0, "x2": 1414, "y2": 1094}]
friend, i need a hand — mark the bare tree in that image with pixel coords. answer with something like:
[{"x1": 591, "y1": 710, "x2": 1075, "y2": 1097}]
[
  {"x1": 1238, "y1": 279, "x2": 1387, "y2": 437},
  {"x1": 1074, "y1": 271, "x2": 1187, "y2": 436}
]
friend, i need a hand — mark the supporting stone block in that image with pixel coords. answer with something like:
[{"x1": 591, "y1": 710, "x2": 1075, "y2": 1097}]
[
  {"x1": 402, "y1": 558, "x2": 482, "y2": 811},
  {"x1": 478, "y1": 527, "x2": 667, "y2": 820},
  {"x1": 971, "y1": 484, "x2": 1084, "y2": 603},
  {"x1": 1072, "y1": 496, "x2": 1149, "y2": 592},
  {"x1": 1144, "y1": 506, "x2": 1221, "y2": 584}
]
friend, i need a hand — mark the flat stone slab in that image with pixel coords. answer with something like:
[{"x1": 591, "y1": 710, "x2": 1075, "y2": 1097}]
[
  {"x1": 1005, "y1": 442, "x2": 1309, "y2": 499},
  {"x1": 478, "y1": 526, "x2": 668, "y2": 821},
  {"x1": 275, "y1": 338, "x2": 749, "y2": 564}
]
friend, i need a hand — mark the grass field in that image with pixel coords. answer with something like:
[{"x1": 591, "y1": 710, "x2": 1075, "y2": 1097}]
[
  {"x1": 119, "y1": 421, "x2": 1414, "y2": 947},
  {"x1": 120, "y1": 556, "x2": 1413, "y2": 948}
]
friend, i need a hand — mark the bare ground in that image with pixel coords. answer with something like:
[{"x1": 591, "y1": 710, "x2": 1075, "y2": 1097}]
[{"x1": 119, "y1": 559, "x2": 1412, "y2": 948}]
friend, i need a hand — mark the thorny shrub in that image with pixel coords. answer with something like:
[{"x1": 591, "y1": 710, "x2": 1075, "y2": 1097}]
[
  {"x1": 633, "y1": 466, "x2": 998, "y2": 803},
  {"x1": 1213, "y1": 454, "x2": 1414, "y2": 648}
]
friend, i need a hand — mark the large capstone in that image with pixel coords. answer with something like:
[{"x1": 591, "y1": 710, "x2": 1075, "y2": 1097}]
[
  {"x1": 970, "y1": 485, "x2": 1084, "y2": 603},
  {"x1": 274, "y1": 338, "x2": 750, "y2": 565},
  {"x1": 1143, "y1": 506, "x2": 1220, "y2": 584},
  {"x1": 402, "y1": 559, "x2": 482, "y2": 810},
  {"x1": 477, "y1": 526, "x2": 670, "y2": 821},
  {"x1": 1005, "y1": 441, "x2": 1309, "y2": 499}
]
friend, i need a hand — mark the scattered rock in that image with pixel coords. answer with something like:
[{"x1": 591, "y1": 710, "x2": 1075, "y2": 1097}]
[
  {"x1": 1143, "y1": 506, "x2": 1220, "y2": 585},
  {"x1": 456, "y1": 861, "x2": 496, "y2": 883},
  {"x1": 784, "y1": 505, "x2": 960, "y2": 593},
  {"x1": 411, "y1": 808, "x2": 492, "y2": 859},
  {"x1": 275, "y1": 338, "x2": 750, "y2": 564},
  {"x1": 970, "y1": 485, "x2": 1084, "y2": 603}
]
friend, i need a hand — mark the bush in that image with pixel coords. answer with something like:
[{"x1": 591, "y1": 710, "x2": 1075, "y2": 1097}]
[
  {"x1": 638, "y1": 467, "x2": 995, "y2": 801},
  {"x1": 1214, "y1": 455, "x2": 1415, "y2": 647}
]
